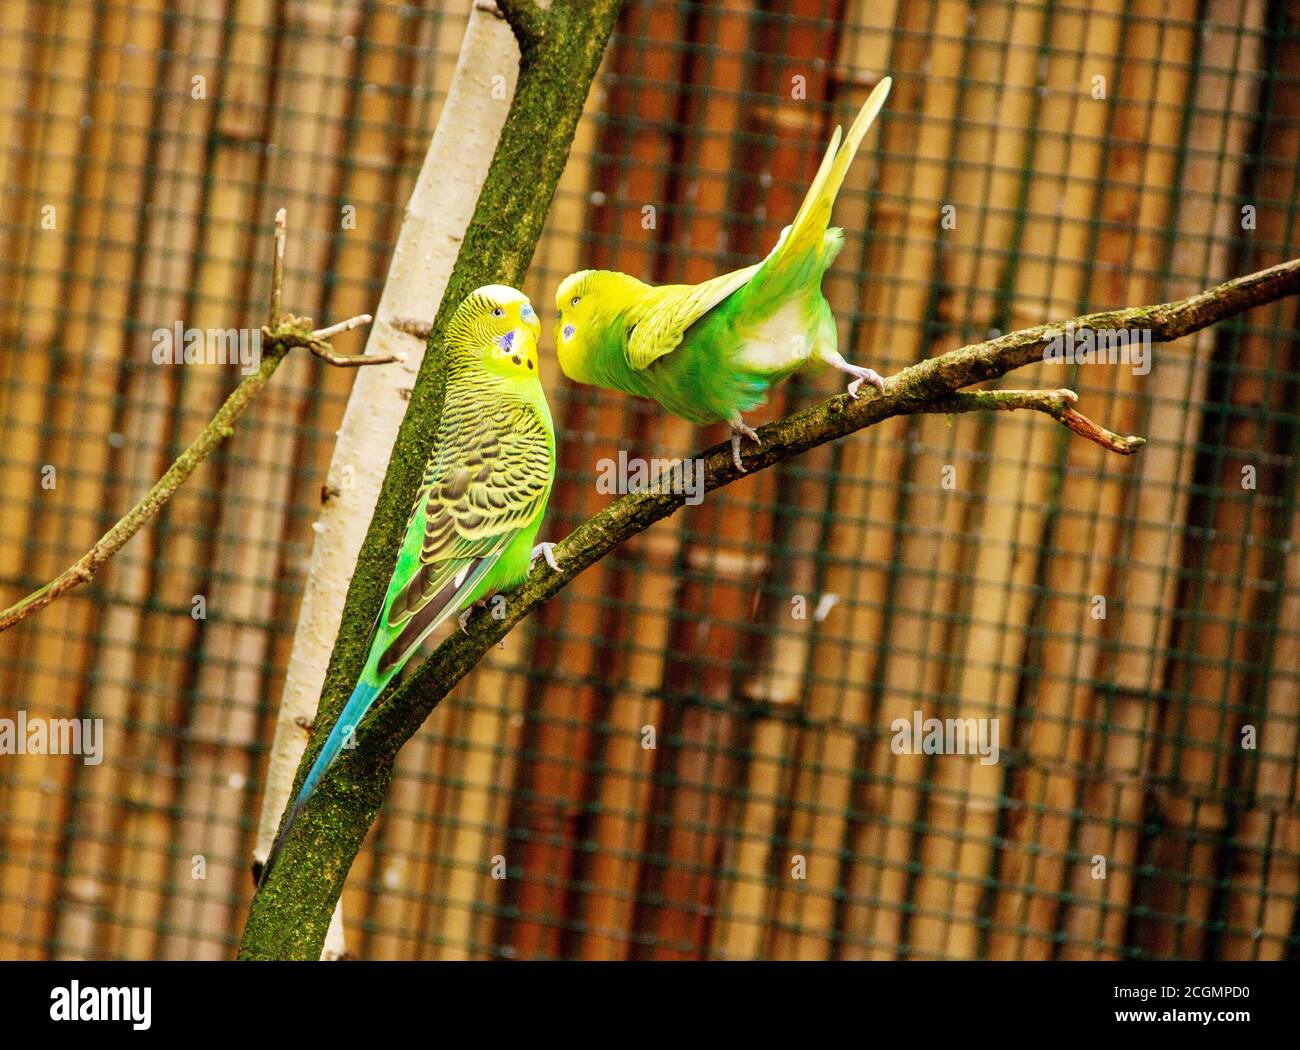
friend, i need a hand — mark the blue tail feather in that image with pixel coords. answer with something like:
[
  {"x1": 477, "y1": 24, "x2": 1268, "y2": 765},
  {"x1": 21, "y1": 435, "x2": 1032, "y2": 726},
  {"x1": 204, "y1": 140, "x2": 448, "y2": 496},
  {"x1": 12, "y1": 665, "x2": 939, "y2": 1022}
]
[
  {"x1": 262, "y1": 675, "x2": 383, "y2": 880},
  {"x1": 260, "y1": 548, "x2": 505, "y2": 882}
]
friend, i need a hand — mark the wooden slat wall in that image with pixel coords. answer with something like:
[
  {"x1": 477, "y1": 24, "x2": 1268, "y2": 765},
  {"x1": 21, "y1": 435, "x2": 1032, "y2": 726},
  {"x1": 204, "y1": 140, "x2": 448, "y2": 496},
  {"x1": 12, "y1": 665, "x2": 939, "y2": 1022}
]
[
  {"x1": 1140, "y1": 0, "x2": 1295, "y2": 958},
  {"x1": 0, "y1": 0, "x2": 1297, "y2": 961},
  {"x1": 493, "y1": 0, "x2": 696, "y2": 961},
  {"x1": 571, "y1": 1, "x2": 753, "y2": 961},
  {"x1": 1062, "y1": 0, "x2": 1270, "y2": 958},
  {"x1": 50, "y1": 0, "x2": 170, "y2": 961},
  {"x1": 0, "y1": 0, "x2": 100, "y2": 959},
  {"x1": 988, "y1": 0, "x2": 1198, "y2": 960},
  {"x1": 740, "y1": 0, "x2": 859, "y2": 963},
  {"x1": 835, "y1": 0, "x2": 983, "y2": 961}
]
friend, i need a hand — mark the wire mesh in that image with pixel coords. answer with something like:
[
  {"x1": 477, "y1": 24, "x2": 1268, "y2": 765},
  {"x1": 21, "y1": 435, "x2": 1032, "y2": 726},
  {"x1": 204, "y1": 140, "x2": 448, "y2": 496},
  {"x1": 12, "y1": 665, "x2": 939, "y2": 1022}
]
[{"x1": 0, "y1": 0, "x2": 1297, "y2": 960}]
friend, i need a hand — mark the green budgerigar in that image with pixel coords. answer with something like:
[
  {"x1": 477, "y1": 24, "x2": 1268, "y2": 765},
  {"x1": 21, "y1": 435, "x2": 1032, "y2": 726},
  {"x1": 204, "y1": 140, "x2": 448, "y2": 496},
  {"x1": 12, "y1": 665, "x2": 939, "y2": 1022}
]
[
  {"x1": 555, "y1": 76, "x2": 893, "y2": 471},
  {"x1": 265, "y1": 285, "x2": 557, "y2": 876}
]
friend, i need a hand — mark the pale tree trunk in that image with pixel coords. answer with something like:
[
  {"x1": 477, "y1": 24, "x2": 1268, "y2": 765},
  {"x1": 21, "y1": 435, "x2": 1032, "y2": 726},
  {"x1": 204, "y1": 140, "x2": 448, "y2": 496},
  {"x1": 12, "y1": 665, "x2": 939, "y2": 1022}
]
[
  {"x1": 251, "y1": 2, "x2": 522, "y2": 960},
  {"x1": 242, "y1": 0, "x2": 627, "y2": 961}
]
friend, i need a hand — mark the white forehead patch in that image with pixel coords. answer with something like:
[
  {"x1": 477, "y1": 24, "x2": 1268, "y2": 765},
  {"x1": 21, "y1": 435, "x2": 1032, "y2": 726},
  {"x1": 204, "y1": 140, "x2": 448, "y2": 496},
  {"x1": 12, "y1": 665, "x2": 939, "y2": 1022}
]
[
  {"x1": 556, "y1": 271, "x2": 589, "y2": 297},
  {"x1": 475, "y1": 284, "x2": 530, "y2": 307}
]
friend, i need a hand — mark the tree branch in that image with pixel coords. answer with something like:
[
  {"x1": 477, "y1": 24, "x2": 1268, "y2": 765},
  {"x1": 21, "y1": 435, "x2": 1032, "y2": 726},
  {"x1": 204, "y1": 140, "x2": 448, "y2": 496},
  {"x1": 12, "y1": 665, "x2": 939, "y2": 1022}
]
[
  {"x1": 487, "y1": 0, "x2": 548, "y2": 54},
  {"x1": 242, "y1": 249, "x2": 1300, "y2": 959},
  {"x1": 0, "y1": 210, "x2": 394, "y2": 634},
  {"x1": 932, "y1": 388, "x2": 1145, "y2": 455},
  {"x1": 890, "y1": 257, "x2": 1300, "y2": 403},
  {"x1": 392, "y1": 260, "x2": 1300, "y2": 708}
]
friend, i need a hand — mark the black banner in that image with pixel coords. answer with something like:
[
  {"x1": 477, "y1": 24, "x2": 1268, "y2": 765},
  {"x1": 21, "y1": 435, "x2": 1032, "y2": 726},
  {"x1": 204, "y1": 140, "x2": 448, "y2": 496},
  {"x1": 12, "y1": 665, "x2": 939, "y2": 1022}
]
[{"x1": 0, "y1": 960, "x2": 1291, "y2": 1038}]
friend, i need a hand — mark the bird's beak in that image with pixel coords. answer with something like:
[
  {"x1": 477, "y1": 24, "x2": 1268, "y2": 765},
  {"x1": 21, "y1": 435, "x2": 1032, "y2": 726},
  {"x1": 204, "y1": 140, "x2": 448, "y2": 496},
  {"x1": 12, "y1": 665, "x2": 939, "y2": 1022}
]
[{"x1": 519, "y1": 303, "x2": 541, "y2": 340}]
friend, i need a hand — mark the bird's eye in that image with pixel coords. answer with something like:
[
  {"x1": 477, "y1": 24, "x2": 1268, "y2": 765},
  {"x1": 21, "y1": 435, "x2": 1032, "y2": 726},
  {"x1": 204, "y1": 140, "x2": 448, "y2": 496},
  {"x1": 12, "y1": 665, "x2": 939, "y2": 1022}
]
[
  {"x1": 570, "y1": 296, "x2": 580, "y2": 307},
  {"x1": 492, "y1": 307, "x2": 504, "y2": 317}
]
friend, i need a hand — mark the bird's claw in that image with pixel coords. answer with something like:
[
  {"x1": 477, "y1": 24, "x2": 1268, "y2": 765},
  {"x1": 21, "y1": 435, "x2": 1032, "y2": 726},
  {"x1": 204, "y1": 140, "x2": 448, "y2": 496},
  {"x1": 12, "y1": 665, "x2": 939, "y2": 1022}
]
[
  {"x1": 457, "y1": 607, "x2": 474, "y2": 634},
  {"x1": 731, "y1": 436, "x2": 745, "y2": 473},
  {"x1": 529, "y1": 541, "x2": 560, "y2": 574},
  {"x1": 845, "y1": 366, "x2": 886, "y2": 399},
  {"x1": 730, "y1": 420, "x2": 760, "y2": 473},
  {"x1": 842, "y1": 369, "x2": 883, "y2": 402}
]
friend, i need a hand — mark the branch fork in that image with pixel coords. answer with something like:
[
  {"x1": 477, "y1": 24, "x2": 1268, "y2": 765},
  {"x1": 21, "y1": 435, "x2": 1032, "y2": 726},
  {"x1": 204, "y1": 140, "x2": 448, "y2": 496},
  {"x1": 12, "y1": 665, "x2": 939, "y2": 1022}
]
[
  {"x1": 932, "y1": 387, "x2": 1146, "y2": 455},
  {"x1": 0, "y1": 210, "x2": 397, "y2": 634},
  {"x1": 261, "y1": 210, "x2": 396, "y2": 368},
  {"x1": 490, "y1": 0, "x2": 549, "y2": 54}
]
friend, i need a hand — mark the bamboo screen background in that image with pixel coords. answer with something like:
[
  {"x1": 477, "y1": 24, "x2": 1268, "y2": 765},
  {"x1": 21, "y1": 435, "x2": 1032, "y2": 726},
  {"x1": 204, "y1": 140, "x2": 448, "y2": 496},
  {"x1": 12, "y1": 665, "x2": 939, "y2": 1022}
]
[{"x1": 0, "y1": 0, "x2": 1297, "y2": 961}]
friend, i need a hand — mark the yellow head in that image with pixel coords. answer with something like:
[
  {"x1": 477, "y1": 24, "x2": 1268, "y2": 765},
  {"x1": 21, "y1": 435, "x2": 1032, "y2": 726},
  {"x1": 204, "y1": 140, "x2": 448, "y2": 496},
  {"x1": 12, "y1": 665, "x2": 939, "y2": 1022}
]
[
  {"x1": 554, "y1": 269, "x2": 647, "y2": 384},
  {"x1": 554, "y1": 270, "x2": 597, "y2": 383},
  {"x1": 448, "y1": 284, "x2": 542, "y2": 382}
]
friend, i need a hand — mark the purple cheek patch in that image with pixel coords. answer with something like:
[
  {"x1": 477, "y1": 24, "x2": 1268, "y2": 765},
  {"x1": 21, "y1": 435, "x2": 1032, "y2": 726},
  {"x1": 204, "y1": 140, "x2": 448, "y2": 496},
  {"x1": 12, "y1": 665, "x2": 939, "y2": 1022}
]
[
  {"x1": 563, "y1": 325, "x2": 575, "y2": 340},
  {"x1": 497, "y1": 330, "x2": 515, "y2": 351}
]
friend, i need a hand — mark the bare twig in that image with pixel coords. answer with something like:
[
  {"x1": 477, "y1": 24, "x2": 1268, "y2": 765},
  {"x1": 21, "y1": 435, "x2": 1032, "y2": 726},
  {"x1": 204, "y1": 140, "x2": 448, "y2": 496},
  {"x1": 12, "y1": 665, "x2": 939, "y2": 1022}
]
[
  {"x1": 310, "y1": 315, "x2": 376, "y2": 343},
  {"x1": 267, "y1": 208, "x2": 287, "y2": 327},
  {"x1": 261, "y1": 312, "x2": 400, "y2": 368},
  {"x1": 893, "y1": 257, "x2": 1300, "y2": 401},
  {"x1": 387, "y1": 316, "x2": 433, "y2": 342},
  {"x1": 932, "y1": 388, "x2": 1146, "y2": 455},
  {"x1": 0, "y1": 214, "x2": 392, "y2": 634}
]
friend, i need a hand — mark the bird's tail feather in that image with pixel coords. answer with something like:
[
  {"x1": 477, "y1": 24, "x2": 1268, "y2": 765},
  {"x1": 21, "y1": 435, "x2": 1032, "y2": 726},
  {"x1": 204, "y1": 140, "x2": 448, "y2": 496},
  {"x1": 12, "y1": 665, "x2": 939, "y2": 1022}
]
[
  {"x1": 260, "y1": 552, "x2": 503, "y2": 881},
  {"x1": 774, "y1": 75, "x2": 891, "y2": 267},
  {"x1": 262, "y1": 671, "x2": 386, "y2": 880}
]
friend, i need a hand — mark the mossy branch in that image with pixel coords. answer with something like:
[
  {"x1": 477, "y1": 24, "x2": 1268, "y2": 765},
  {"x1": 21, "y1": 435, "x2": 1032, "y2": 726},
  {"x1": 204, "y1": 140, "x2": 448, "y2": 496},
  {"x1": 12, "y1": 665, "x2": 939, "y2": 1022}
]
[
  {"x1": 385, "y1": 259, "x2": 1300, "y2": 723},
  {"x1": 243, "y1": 239, "x2": 1300, "y2": 957},
  {"x1": 239, "y1": 0, "x2": 628, "y2": 960},
  {"x1": 0, "y1": 209, "x2": 392, "y2": 635}
]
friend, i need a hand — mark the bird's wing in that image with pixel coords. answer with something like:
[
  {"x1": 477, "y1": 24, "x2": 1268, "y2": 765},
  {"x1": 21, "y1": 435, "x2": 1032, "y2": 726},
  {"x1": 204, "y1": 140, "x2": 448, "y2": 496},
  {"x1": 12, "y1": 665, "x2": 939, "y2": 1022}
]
[
  {"x1": 373, "y1": 400, "x2": 553, "y2": 676},
  {"x1": 623, "y1": 78, "x2": 891, "y2": 377},
  {"x1": 625, "y1": 262, "x2": 761, "y2": 371}
]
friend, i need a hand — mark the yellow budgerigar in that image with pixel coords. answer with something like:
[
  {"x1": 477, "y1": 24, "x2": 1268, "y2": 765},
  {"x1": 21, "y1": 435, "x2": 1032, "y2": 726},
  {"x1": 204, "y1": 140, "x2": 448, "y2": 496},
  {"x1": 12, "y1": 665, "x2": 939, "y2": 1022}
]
[
  {"x1": 264, "y1": 286, "x2": 557, "y2": 878},
  {"x1": 555, "y1": 77, "x2": 892, "y2": 471}
]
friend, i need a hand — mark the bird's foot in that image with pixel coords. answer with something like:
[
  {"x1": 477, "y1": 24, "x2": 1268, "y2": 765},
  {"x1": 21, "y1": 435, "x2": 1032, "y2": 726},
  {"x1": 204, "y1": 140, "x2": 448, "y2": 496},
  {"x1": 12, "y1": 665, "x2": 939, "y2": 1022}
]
[
  {"x1": 730, "y1": 419, "x2": 760, "y2": 473},
  {"x1": 834, "y1": 362, "x2": 886, "y2": 399},
  {"x1": 457, "y1": 602, "x2": 481, "y2": 635},
  {"x1": 529, "y1": 541, "x2": 560, "y2": 574}
]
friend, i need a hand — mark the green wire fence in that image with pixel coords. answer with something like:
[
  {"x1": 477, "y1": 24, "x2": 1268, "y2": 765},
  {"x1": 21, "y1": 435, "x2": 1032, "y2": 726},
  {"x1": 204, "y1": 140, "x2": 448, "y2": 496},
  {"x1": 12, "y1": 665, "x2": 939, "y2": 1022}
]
[{"x1": 0, "y1": 0, "x2": 1297, "y2": 960}]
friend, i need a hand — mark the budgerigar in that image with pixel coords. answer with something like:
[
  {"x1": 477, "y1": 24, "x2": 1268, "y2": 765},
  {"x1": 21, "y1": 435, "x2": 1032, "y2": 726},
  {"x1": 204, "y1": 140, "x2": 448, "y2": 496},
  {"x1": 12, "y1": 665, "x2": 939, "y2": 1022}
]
[
  {"x1": 264, "y1": 285, "x2": 558, "y2": 876},
  {"x1": 555, "y1": 77, "x2": 893, "y2": 472}
]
